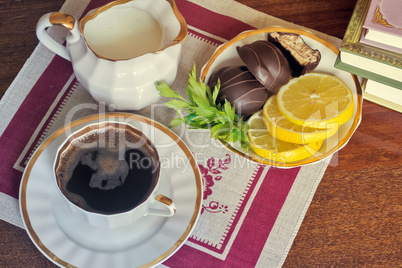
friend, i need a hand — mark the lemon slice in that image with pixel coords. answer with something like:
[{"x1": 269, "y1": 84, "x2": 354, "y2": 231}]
[
  {"x1": 277, "y1": 73, "x2": 354, "y2": 129},
  {"x1": 247, "y1": 111, "x2": 323, "y2": 162},
  {"x1": 263, "y1": 95, "x2": 338, "y2": 144}
]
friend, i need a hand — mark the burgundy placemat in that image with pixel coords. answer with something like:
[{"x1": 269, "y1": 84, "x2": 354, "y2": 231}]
[{"x1": 0, "y1": 0, "x2": 338, "y2": 267}]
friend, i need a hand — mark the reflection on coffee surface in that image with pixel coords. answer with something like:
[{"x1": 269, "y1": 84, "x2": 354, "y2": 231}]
[{"x1": 56, "y1": 124, "x2": 159, "y2": 215}]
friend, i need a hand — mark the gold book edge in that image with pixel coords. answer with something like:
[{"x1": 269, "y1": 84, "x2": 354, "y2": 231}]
[{"x1": 340, "y1": 0, "x2": 402, "y2": 68}]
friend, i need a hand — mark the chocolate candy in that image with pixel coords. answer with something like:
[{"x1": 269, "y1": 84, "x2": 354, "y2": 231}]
[
  {"x1": 236, "y1": 40, "x2": 292, "y2": 94},
  {"x1": 268, "y1": 32, "x2": 321, "y2": 77},
  {"x1": 208, "y1": 65, "x2": 270, "y2": 117}
]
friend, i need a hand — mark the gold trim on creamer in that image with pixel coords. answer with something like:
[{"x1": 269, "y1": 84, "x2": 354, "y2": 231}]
[
  {"x1": 201, "y1": 27, "x2": 363, "y2": 168},
  {"x1": 78, "y1": 0, "x2": 188, "y2": 61},
  {"x1": 168, "y1": 0, "x2": 188, "y2": 44},
  {"x1": 49, "y1": 12, "x2": 76, "y2": 31},
  {"x1": 20, "y1": 113, "x2": 202, "y2": 268}
]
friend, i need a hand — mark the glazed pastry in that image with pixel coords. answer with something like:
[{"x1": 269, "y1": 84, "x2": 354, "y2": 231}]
[
  {"x1": 268, "y1": 32, "x2": 321, "y2": 77},
  {"x1": 208, "y1": 65, "x2": 270, "y2": 117},
  {"x1": 236, "y1": 40, "x2": 292, "y2": 94}
]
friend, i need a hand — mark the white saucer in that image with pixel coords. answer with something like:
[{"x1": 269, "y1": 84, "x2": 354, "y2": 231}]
[{"x1": 19, "y1": 113, "x2": 203, "y2": 268}]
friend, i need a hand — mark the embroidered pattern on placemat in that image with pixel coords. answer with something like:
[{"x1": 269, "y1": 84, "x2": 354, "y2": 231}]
[{"x1": 189, "y1": 159, "x2": 265, "y2": 254}]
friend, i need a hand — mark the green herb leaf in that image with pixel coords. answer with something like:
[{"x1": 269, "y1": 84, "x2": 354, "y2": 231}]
[
  {"x1": 223, "y1": 100, "x2": 235, "y2": 123},
  {"x1": 155, "y1": 65, "x2": 250, "y2": 150},
  {"x1": 211, "y1": 80, "x2": 220, "y2": 105},
  {"x1": 169, "y1": 117, "x2": 185, "y2": 128},
  {"x1": 164, "y1": 99, "x2": 190, "y2": 112},
  {"x1": 156, "y1": 82, "x2": 188, "y2": 102}
]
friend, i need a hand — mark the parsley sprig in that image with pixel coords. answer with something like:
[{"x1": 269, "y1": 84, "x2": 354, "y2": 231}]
[{"x1": 156, "y1": 65, "x2": 250, "y2": 149}]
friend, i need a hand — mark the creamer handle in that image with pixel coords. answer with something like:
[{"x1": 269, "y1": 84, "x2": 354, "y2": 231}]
[{"x1": 36, "y1": 12, "x2": 79, "y2": 61}]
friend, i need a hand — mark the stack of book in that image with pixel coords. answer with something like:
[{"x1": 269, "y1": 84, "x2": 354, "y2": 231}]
[{"x1": 335, "y1": 0, "x2": 402, "y2": 113}]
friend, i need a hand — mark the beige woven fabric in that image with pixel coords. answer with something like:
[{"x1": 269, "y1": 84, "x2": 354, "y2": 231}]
[{"x1": 0, "y1": 0, "x2": 341, "y2": 267}]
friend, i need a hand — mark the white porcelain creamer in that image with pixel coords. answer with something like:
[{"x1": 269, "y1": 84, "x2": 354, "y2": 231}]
[{"x1": 36, "y1": 0, "x2": 187, "y2": 110}]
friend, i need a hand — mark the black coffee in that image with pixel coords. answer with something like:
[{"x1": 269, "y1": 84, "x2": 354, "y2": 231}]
[{"x1": 56, "y1": 125, "x2": 159, "y2": 215}]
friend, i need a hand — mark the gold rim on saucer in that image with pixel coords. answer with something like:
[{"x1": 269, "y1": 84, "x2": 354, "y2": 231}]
[{"x1": 19, "y1": 113, "x2": 202, "y2": 268}]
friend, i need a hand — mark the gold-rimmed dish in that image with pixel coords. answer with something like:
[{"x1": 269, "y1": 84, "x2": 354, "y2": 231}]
[
  {"x1": 19, "y1": 113, "x2": 202, "y2": 268},
  {"x1": 201, "y1": 27, "x2": 363, "y2": 168}
]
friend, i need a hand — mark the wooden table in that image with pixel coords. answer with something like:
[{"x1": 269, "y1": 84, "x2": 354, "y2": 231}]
[{"x1": 0, "y1": 0, "x2": 400, "y2": 267}]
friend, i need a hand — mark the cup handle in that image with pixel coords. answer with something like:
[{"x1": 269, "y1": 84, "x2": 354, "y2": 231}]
[
  {"x1": 147, "y1": 194, "x2": 176, "y2": 217},
  {"x1": 36, "y1": 12, "x2": 80, "y2": 61}
]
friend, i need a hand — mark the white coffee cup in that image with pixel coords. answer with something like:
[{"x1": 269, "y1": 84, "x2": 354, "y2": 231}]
[{"x1": 53, "y1": 122, "x2": 176, "y2": 229}]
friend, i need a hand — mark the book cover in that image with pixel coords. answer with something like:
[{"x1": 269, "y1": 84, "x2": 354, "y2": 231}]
[
  {"x1": 336, "y1": 0, "x2": 402, "y2": 83},
  {"x1": 363, "y1": 0, "x2": 402, "y2": 38},
  {"x1": 360, "y1": 28, "x2": 402, "y2": 54},
  {"x1": 337, "y1": 48, "x2": 402, "y2": 83},
  {"x1": 335, "y1": 56, "x2": 402, "y2": 89},
  {"x1": 360, "y1": 0, "x2": 402, "y2": 52}
]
